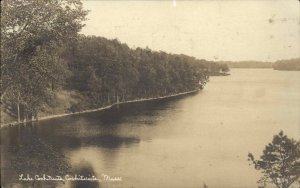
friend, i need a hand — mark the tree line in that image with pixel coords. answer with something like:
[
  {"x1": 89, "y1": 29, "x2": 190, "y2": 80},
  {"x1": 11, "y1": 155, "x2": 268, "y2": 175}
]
[
  {"x1": 273, "y1": 58, "x2": 300, "y2": 71},
  {"x1": 1, "y1": 0, "x2": 229, "y2": 123},
  {"x1": 62, "y1": 35, "x2": 230, "y2": 111}
]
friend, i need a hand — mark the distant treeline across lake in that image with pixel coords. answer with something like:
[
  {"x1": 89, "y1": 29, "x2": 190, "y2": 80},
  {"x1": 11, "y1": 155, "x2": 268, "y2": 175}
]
[{"x1": 223, "y1": 58, "x2": 300, "y2": 70}]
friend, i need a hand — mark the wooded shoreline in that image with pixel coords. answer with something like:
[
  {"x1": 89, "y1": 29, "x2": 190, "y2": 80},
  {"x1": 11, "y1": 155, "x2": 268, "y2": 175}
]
[
  {"x1": 0, "y1": 89, "x2": 200, "y2": 128},
  {"x1": 2, "y1": 1, "x2": 230, "y2": 128}
]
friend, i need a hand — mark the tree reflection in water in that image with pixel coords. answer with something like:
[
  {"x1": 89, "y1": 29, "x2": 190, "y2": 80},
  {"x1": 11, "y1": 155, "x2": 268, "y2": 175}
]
[{"x1": 1, "y1": 124, "x2": 71, "y2": 188}]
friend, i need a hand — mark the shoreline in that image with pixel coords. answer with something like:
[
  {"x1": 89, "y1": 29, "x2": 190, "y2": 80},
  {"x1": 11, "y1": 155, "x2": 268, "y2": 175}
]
[{"x1": 0, "y1": 89, "x2": 200, "y2": 128}]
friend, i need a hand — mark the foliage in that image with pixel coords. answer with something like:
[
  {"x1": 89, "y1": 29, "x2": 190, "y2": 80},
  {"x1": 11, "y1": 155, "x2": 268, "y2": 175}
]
[
  {"x1": 220, "y1": 64, "x2": 230, "y2": 73},
  {"x1": 63, "y1": 35, "x2": 213, "y2": 108},
  {"x1": 273, "y1": 58, "x2": 300, "y2": 71},
  {"x1": 1, "y1": 0, "x2": 229, "y2": 121},
  {"x1": 1, "y1": 0, "x2": 88, "y2": 120},
  {"x1": 248, "y1": 131, "x2": 300, "y2": 188}
]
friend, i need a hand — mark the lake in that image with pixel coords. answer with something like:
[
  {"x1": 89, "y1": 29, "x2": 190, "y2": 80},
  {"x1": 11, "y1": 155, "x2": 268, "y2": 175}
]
[{"x1": 1, "y1": 69, "x2": 300, "y2": 188}]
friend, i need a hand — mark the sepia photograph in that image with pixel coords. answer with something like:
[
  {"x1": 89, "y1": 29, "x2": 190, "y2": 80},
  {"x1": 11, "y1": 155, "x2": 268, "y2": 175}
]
[{"x1": 1, "y1": 0, "x2": 300, "y2": 188}]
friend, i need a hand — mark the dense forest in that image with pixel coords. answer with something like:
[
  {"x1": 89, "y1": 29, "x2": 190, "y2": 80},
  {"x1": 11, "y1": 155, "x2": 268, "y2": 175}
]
[
  {"x1": 273, "y1": 58, "x2": 300, "y2": 71},
  {"x1": 1, "y1": 0, "x2": 229, "y2": 124},
  {"x1": 62, "y1": 35, "x2": 213, "y2": 111}
]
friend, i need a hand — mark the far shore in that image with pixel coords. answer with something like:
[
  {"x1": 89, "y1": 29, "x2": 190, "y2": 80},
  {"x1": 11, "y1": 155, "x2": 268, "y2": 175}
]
[{"x1": 0, "y1": 89, "x2": 200, "y2": 128}]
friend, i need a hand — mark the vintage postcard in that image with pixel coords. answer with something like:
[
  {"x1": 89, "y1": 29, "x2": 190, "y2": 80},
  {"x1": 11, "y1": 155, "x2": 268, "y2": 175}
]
[{"x1": 1, "y1": 0, "x2": 300, "y2": 188}]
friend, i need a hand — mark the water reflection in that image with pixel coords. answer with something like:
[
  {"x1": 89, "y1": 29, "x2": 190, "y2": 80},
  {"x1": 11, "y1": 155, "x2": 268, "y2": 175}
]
[
  {"x1": 2, "y1": 124, "x2": 71, "y2": 188},
  {"x1": 1, "y1": 95, "x2": 182, "y2": 187},
  {"x1": 2, "y1": 70, "x2": 300, "y2": 188},
  {"x1": 84, "y1": 135, "x2": 140, "y2": 148}
]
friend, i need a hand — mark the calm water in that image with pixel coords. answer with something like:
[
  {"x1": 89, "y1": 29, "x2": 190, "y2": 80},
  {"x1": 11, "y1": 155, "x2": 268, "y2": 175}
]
[{"x1": 1, "y1": 69, "x2": 300, "y2": 188}]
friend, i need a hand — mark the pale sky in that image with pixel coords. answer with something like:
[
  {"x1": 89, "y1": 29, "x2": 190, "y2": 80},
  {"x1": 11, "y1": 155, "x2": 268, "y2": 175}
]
[{"x1": 81, "y1": 0, "x2": 300, "y2": 62}]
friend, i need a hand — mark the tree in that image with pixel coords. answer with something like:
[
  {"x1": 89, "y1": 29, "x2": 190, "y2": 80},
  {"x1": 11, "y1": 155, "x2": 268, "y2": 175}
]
[
  {"x1": 58, "y1": 35, "x2": 212, "y2": 113},
  {"x1": 248, "y1": 131, "x2": 300, "y2": 188},
  {"x1": 273, "y1": 58, "x2": 300, "y2": 71},
  {"x1": 220, "y1": 64, "x2": 230, "y2": 73},
  {"x1": 1, "y1": 0, "x2": 88, "y2": 121}
]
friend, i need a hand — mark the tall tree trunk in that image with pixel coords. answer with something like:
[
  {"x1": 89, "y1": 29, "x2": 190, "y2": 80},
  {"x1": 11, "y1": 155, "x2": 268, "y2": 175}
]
[
  {"x1": 122, "y1": 92, "x2": 125, "y2": 102},
  {"x1": 17, "y1": 92, "x2": 20, "y2": 123},
  {"x1": 51, "y1": 79, "x2": 54, "y2": 91},
  {"x1": 116, "y1": 94, "x2": 119, "y2": 104},
  {"x1": 17, "y1": 102, "x2": 20, "y2": 123}
]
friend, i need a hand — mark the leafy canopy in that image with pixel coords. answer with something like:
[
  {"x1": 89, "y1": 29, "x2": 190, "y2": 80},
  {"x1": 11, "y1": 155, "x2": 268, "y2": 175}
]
[
  {"x1": 248, "y1": 131, "x2": 300, "y2": 188},
  {"x1": 1, "y1": 0, "x2": 88, "y2": 117}
]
